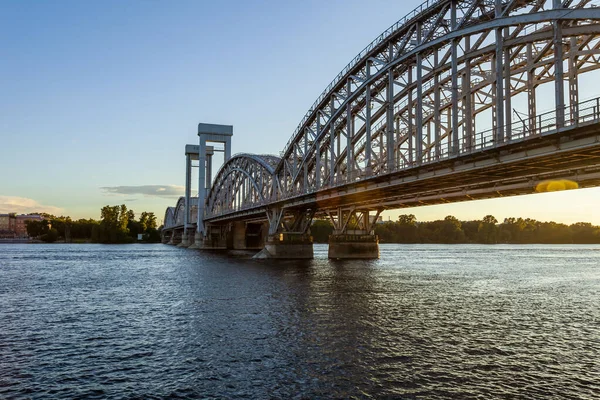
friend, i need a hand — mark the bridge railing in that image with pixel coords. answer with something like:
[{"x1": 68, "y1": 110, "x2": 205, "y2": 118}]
[
  {"x1": 475, "y1": 96, "x2": 600, "y2": 150},
  {"x1": 390, "y1": 96, "x2": 600, "y2": 171},
  {"x1": 322, "y1": 97, "x2": 600, "y2": 185}
]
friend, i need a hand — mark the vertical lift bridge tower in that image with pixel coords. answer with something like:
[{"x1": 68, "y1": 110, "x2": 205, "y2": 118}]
[{"x1": 188, "y1": 123, "x2": 233, "y2": 248}]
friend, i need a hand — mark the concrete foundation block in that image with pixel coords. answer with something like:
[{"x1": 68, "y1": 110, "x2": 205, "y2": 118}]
[
  {"x1": 255, "y1": 233, "x2": 314, "y2": 259},
  {"x1": 328, "y1": 235, "x2": 379, "y2": 259},
  {"x1": 262, "y1": 242, "x2": 314, "y2": 259},
  {"x1": 177, "y1": 233, "x2": 190, "y2": 247}
]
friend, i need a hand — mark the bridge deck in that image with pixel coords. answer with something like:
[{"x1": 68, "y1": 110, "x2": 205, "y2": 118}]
[{"x1": 205, "y1": 121, "x2": 600, "y2": 224}]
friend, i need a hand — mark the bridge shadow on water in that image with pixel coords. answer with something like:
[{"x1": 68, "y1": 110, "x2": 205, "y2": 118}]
[{"x1": 185, "y1": 244, "x2": 599, "y2": 399}]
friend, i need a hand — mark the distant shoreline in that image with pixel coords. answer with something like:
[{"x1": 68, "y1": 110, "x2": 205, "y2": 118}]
[
  {"x1": 0, "y1": 239, "x2": 157, "y2": 244},
  {"x1": 0, "y1": 239, "x2": 42, "y2": 244}
]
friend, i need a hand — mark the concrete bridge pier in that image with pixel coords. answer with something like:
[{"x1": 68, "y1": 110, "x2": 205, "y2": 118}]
[
  {"x1": 178, "y1": 227, "x2": 196, "y2": 247},
  {"x1": 254, "y1": 208, "x2": 314, "y2": 259},
  {"x1": 161, "y1": 229, "x2": 172, "y2": 244},
  {"x1": 231, "y1": 221, "x2": 267, "y2": 250},
  {"x1": 327, "y1": 208, "x2": 381, "y2": 259},
  {"x1": 200, "y1": 224, "x2": 228, "y2": 249},
  {"x1": 328, "y1": 234, "x2": 379, "y2": 259},
  {"x1": 168, "y1": 229, "x2": 183, "y2": 245},
  {"x1": 260, "y1": 233, "x2": 313, "y2": 259},
  {"x1": 178, "y1": 229, "x2": 190, "y2": 247},
  {"x1": 231, "y1": 221, "x2": 246, "y2": 249}
]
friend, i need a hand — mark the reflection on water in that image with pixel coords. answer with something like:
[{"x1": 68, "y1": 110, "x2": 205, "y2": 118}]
[{"x1": 1, "y1": 243, "x2": 599, "y2": 398}]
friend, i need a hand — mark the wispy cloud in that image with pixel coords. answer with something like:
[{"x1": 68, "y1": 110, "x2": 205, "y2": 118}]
[
  {"x1": 0, "y1": 196, "x2": 64, "y2": 215},
  {"x1": 101, "y1": 185, "x2": 184, "y2": 198}
]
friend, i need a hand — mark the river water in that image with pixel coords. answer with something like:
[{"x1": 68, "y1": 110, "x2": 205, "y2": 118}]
[{"x1": 0, "y1": 243, "x2": 599, "y2": 399}]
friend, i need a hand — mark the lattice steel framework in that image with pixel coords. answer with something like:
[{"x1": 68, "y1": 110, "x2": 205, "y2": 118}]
[
  {"x1": 204, "y1": 0, "x2": 600, "y2": 221},
  {"x1": 164, "y1": 207, "x2": 176, "y2": 229},
  {"x1": 206, "y1": 154, "x2": 280, "y2": 218},
  {"x1": 162, "y1": 197, "x2": 199, "y2": 229},
  {"x1": 277, "y1": 0, "x2": 600, "y2": 194}
]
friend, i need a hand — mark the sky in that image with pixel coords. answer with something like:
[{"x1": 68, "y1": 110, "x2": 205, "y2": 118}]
[{"x1": 1, "y1": 0, "x2": 599, "y2": 225}]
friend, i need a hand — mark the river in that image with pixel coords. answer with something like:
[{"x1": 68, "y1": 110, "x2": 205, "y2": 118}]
[{"x1": 0, "y1": 243, "x2": 599, "y2": 399}]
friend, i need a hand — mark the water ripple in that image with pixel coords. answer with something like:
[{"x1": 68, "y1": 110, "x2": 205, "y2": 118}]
[{"x1": 0, "y1": 243, "x2": 599, "y2": 398}]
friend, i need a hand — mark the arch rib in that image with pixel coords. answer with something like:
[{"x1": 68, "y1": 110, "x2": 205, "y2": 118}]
[
  {"x1": 273, "y1": 1, "x2": 600, "y2": 201},
  {"x1": 205, "y1": 154, "x2": 280, "y2": 219}
]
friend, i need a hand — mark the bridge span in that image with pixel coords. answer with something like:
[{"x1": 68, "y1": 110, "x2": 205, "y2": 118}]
[{"x1": 162, "y1": 0, "x2": 600, "y2": 258}]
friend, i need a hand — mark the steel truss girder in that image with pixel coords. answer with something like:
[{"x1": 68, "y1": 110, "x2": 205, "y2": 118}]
[
  {"x1": 200, "y1": 0, "x2": 600, "y2": 227},
  {"x1": 326, "y1": 207, "x2": 383, "y2": 235},
  {"x1": 266, "y1": 207, "x2": 315, "y2": 236},
  {"x1": 354, "y1": 26, "x2": 600, "y2": 163},
  {"x1": 164, "y1": 206, "x2": 176, "y2": 229},
  {"x1": 168, "y1": 196, "x2": 199, "y2": 229},
  {"x1": 205, "y1": 154, "x2": 280, "y2": 218},
  {"x1": 173, "y1": 196, "x2": 186, "y2": 226},
  {"x1": 275, "y1": 3, "x2": 600, "y2": 202}
]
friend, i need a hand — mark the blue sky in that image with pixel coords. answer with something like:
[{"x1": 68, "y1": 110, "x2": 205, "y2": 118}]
[{"x1": 1, "y1": 0, "x2": 599, "y2": 225}]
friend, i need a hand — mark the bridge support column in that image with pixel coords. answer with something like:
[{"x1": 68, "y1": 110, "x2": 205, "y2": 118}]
[
  {"x1": 230, "y1": 222, "x2": 266, "y2": 250},
  {"x1": 247, "y1": 222, "x2": 267, "y2": 250},
  {"x1": 189, "y1": 233, "x2": 202, "y2": 249},
  {"x1": 168, "y1": 229, "x2": 183, "y2": 245},
  {"x1": 326, "y1": 208, "x2": 381, "y2": 259},
  {"x1": 161, "y1": 229, "x2": 172, "y2": 244},
  {"x1": 200, "y1": 224, "x2": 228, "y2": 249},
  {"x1": 178, "y1": 231, "x2": 189, "y2": 247},
  {"x1": 195, "y1": 123, "x2": 233, "y2": 249},
  {"x1": 328, "y1": 235, "x2": 379, "y2": 259},
  {"x1": 254, "y1": 208, "x2": 314, "y2": 259},
  {"x1": 179, "y1": 226, "x2": 195, "y2": 247},
  {"x1": 259, "y1": 233, "x2": 313, "y2": 259},
  {"x1": 180, "y1": 146, "x2": 194, "y2": 247},
  {"x1": 231, "y1": 221, "x2": 246, "y2": 249}
]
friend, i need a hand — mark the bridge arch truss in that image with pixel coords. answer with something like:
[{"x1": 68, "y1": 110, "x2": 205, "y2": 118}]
[
  {"x1": 205, "y1": 154, "x2": 281, "y2": 219},
  {"x1": 163, "y1": 206, "x2": 176, "y2": 229},
  {"x1": 274, "y1": 0, "x2": 600, "y2": 200}
]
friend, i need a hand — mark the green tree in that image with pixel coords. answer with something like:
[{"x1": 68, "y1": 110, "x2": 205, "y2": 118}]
[
  {"x1": 143, "y1": 228, "x2": 161, "y2": 243},
  {"x1": 70, "y1": 218, "x2": 99, "y2": 241},
  {"x1": 478, "y1": 215, "x2": 498, "y2": 244},
  {"x1": 127, "y1": 219, "x2": 143, "y2": 238},
  {"x1": 119, "y1": 204, "x2": 130, "y2": 232},
  {"x1": 138, "y1": 211, "x2": 157, "y2": 232},
  {"x1": 461, "y1": 220, "x2": 480, "y2": 243},
  {"x1": 520, "y1": 218, "x2": 540, "y2": 244},
  {"x1": 97, "y1": 205, "x2": 133, "y2": 243},
  {"x1": 138, "y1": 212, "x2": 149, "y2": 232},
  {"x1": 499, "y1": 217, "x2": 519, "y2": 243},
  {"x1": 570, "y1": 222, "x2": 600, "y2": 244},
  {"x1": 41, "y1": 228, "x2": 59, "y2": 243},
  {"x1": 396, "y1": 214, "x2": 418, "y2": 243},
  {"x1": 310, "y1": 219, "x2": 334, "y2": 243},
  {"x1": 100, "y1": 206, "x2": 120, "y2": 227},
  {"x1": 25, "y1": 219, "x2": 49, "y2": 238},
  {"x1": 398, "y1": 214, "x2": 416, "y2": 225},
  {"x1": 439, "y1": 215, "x2": 465, "y2": 243},
  {"x1": 146, "y1": 212, "x2": 157, "y2": 230},
  {"x1": 127, "y1": 209, "x2": 135, "y2": 224}
]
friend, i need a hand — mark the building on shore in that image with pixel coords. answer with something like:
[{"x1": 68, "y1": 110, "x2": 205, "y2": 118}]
[{"x1": 0, "y1": 213, "x2": 45, "y2": 238}]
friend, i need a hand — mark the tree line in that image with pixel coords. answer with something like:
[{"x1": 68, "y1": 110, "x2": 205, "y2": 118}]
[
  {"x1": 26, "y1": 205, "x2": 161, "y2": 243},
  {"x1": 310, "y1": 214, "x2": 600, "y2": 244}
]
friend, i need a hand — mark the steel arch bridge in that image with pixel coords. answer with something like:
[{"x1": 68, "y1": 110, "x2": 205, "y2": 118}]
[
  {"x1": 166, "y1": 0, "x2": 600, "y2": 258},
  {"x1": 162, "y1": 196, "x2": 198, "y2": 243},
  {"x1": 205, "y1": 154, "x2": 280, "y2": 218}
]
